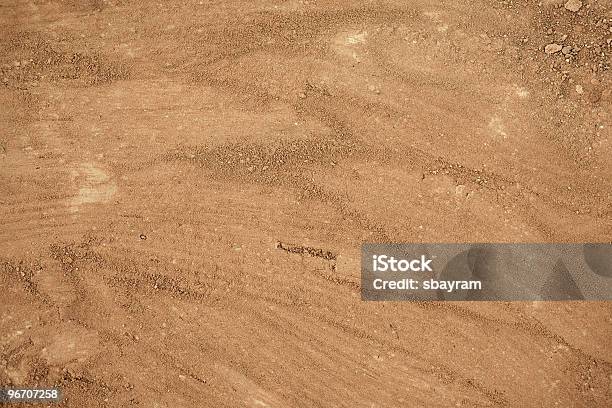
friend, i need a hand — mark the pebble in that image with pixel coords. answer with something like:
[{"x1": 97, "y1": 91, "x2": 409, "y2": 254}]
[
  {"x1": 367, "y1": 84, "x2": 381, "y2": 94},
  {"x1": 564, "y1": 0, "x2": 582, "y2": 13},
  {"x1": 562, "y1": 45, "x2": 573, "y2": 54},
  {"x1": 588, "y1": 89, "x2": 602, "y2": 103},
  {"x1": 545, "y1": 43, "x2": 563, "y2": 54},
  {"x1": 576, "y1": 85, "x2": 584, "y2": 94}
]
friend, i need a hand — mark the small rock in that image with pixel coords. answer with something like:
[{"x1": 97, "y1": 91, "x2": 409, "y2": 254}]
[
  {"x1": 564, "y1": 0, "x2": 582, "y2": 13},
  {"x1": 588, "y1": 89, "x2": 602, "y2": 103},
  {"x1": 367, "y1": 84, "x2": 381, "y2": 94},
  {"x1": 562, "y1": 45, "x2": 573, "y2": 54},
  {"x1": 545, "y1": 43, "x2": 563, "y2": 54},
  {"x1": 576, "y1": 85, "x2": 584, "y2": 94}
]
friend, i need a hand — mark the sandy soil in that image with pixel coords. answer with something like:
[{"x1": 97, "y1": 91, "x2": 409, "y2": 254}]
[{"x1": 1, "y1": 0, "x2": 611, "y2": 407}]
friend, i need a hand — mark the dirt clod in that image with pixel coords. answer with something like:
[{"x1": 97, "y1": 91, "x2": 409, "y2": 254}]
[{"x1": 564, "y1": 0, "x2": 583, "y2": 13}]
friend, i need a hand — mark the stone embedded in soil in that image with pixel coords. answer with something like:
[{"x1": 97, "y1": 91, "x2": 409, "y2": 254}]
[
  {"x1": 588, "y1": 89, "x2": 602, "y2": 103},
  {"x1": 564, "y1": 0, "x2": 582, "y2": 13},
  {"x1": 545, "y1": 43, "x2": 563, "y2": 54},
  {"x1": 562, "y1": 45, "x2": 573, "y2": 54},
  {"x1": 367, "y1": 84, "x2": 381, "y2": 94}
]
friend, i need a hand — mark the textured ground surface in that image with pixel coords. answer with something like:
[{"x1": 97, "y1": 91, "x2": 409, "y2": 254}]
[{"x1": 1, "y1": 0, "x2": 612, "y2": 407}]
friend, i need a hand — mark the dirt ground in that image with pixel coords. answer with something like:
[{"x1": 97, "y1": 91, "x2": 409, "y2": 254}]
[{"x1": 1, "y1": 0, "x2": 611, "y2": 407}]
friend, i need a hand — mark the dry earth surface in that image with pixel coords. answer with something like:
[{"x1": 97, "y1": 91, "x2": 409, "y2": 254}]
[{"x1": 1, "y1": 0, "x2": 612, "y2": 407}]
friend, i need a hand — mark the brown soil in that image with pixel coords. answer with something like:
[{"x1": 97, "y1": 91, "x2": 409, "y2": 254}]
[{"x1": 1, "y1": 0, "x2": 611, "y2": 407}]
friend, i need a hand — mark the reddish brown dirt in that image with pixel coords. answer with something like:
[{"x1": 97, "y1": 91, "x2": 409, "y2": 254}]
[{"x1": 1, "y1": 1, "x2": 611, "y2": 407}]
